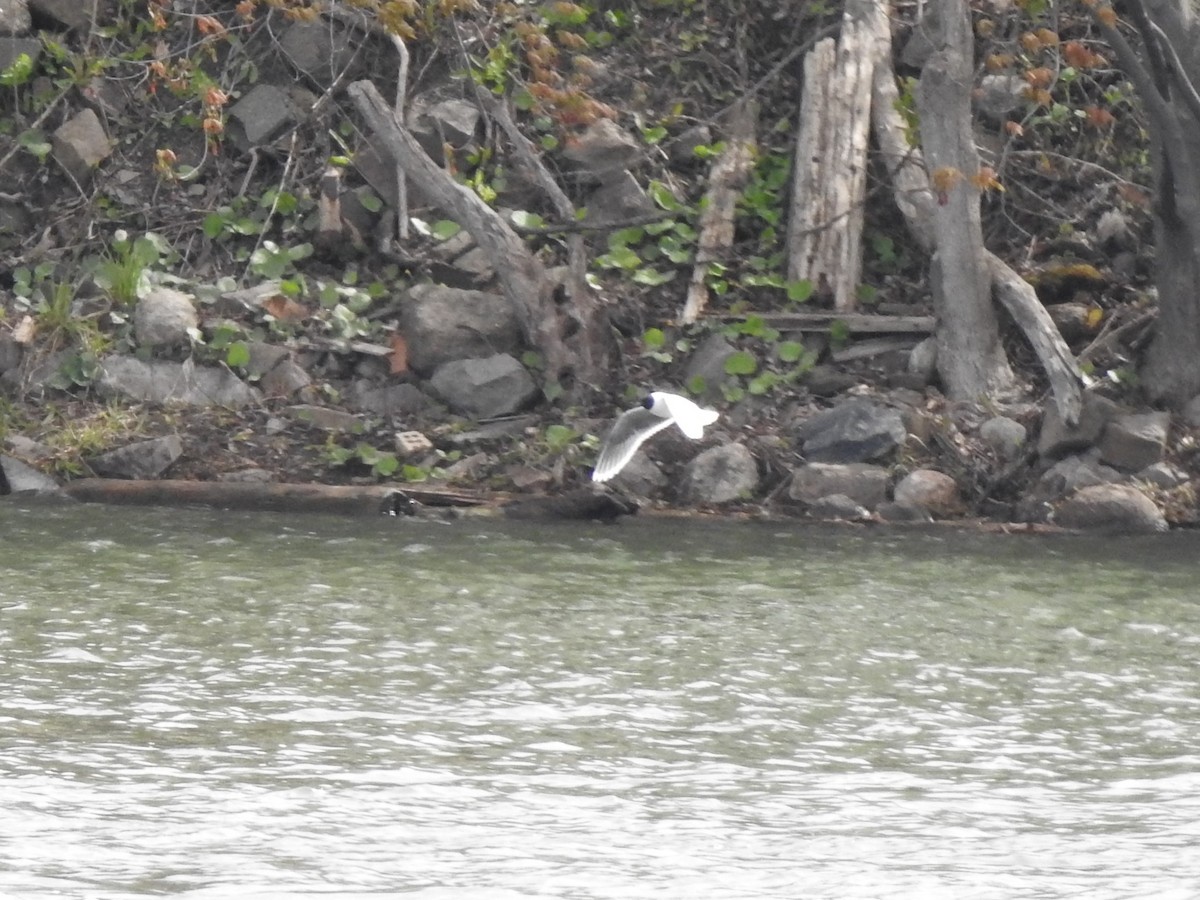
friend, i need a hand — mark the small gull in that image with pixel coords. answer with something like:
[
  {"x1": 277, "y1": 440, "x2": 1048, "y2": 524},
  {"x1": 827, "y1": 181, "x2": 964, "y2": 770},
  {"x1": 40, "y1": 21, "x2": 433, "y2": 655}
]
[{"x1": 591, "y1": 391, "x2": 719, "y2": 483}]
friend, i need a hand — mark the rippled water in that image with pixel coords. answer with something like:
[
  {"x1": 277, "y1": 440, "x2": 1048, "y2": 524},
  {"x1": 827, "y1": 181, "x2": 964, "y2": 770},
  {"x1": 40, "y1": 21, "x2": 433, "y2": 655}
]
[{"x1": 2, "y1": 501, "x2": 1200, "y2": 899}]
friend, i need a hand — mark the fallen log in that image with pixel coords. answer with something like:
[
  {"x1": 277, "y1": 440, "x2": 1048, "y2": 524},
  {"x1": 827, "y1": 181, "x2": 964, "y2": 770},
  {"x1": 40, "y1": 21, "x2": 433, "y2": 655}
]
[{"x1": 63, "y1": 479, "x2": 488, "y2": 516}]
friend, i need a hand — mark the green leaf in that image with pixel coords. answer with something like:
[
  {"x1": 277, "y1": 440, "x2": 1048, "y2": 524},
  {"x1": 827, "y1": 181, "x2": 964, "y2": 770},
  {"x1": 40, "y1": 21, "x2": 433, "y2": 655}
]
[
  {"x1": 202, "y1": 213, "x2": 226, "y2": 239},
  {"x1": 777, "y1": 340, "x2": 806, "y2": 363},
  {"x1": 786, "y1": 279, "x2": 815, "y2": 303},
  {"x1": 225, "y1": 340, "x2": 251, "y2": 369},
  {"x1": 401, "y1": 463, "x2": 428, "y2": 482},
  {"x1": 632, "y1": 267, "x2": 676, "y2": 286},
  {"x1": 544, "y1": 424, "x2": 576, "y2": 450},
  {"x1": 642, "y1": 327, "x2": 665, "y2": 348},
  {"x1": 431, "y1": 220, "x2": 462, "y2": 240},
  {"x1": 359, "y1": 191, "x2": 383, "y2": 213},
  {"x1": 647, "y1": 181, "x2": 683, "y2": 211},
  {"x1": 686, "y1": 374, "x2": 707, "y2": 396},
  {"x1": 608, "y1": 226, "x2": 645, "y2": 249},
  {"x1": 510, "y1": 210, "x2": 545, "y2": 230},
  {"x1": 724, "y1": 350, "x2": 758, "y2": 376},
  {"x1": 373, "y1": 454, "x2": 400, "y2": 477},
  {"x1": 641, "y1": 125, "x2": 668, "y2": 145},
  {"x1": 602, "y1": 246, "x2": 641, "y2": 270}
]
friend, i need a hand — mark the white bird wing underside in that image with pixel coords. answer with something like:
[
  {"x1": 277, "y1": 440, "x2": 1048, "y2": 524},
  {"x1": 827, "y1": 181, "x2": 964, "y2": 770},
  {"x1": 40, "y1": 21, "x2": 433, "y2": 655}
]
[
  {"x1": 657, "y1": 393, "x2": 719, "y2": 438},
  {"x1": 591, "y1": 407, "x2": 676, "y2": 482}
]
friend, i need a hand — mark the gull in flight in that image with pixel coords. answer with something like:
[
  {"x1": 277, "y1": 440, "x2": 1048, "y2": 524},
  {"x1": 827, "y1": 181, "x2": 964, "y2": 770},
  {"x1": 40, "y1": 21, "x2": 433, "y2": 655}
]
[{"x1": 592, "y1": 391, "x2": 719, "y2": 483}]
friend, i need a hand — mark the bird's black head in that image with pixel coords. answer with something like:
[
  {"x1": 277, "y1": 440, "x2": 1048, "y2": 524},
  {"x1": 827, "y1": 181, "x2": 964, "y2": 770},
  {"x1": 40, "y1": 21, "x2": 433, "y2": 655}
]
[{"x1": 640, "y1": 394, "x2": 654, "y2": 410}]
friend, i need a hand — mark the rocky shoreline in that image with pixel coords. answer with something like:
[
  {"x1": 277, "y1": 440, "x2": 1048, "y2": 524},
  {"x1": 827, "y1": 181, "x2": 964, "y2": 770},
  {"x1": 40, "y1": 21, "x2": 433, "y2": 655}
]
[{"x1": 1, "y1": 288, "x2": 1193, "y2": 535}]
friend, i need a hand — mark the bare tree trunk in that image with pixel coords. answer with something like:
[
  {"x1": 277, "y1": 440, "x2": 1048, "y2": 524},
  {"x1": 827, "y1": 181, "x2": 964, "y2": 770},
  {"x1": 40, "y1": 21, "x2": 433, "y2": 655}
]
[
  {"x1": 915, "y1": 0, "x2": 1014, "y2": 400},
  {"x1": 786, "y1": 0, "x2": 881, "y2": 310},
  {"x1": 1093, "y1": 0, "x2": 1200, "y2": 406}
]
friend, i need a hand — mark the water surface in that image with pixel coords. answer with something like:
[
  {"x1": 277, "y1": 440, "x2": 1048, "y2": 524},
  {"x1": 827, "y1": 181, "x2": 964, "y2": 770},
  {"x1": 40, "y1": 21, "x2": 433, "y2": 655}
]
[{"x1": 2, "y1": 502, "x2": 1199, "y2": 899}]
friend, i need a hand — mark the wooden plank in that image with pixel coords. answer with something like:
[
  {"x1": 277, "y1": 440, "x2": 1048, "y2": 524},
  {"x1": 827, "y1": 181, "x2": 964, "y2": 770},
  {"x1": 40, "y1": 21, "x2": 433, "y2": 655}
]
[{"x1": 714, "y1": 312, "x2": 935, "y2": 334}]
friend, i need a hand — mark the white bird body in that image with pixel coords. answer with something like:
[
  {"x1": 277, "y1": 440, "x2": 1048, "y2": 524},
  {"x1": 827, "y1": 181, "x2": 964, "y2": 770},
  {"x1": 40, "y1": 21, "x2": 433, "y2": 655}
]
[{"x1": 591, "y1": 391, "x2": 719, "y2": 483}]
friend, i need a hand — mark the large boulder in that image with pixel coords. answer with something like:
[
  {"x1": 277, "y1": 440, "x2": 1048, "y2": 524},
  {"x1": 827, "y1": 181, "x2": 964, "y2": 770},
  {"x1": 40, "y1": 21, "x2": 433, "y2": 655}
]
[
  {"x1": 97, "y1": 357, "x2": 260, "y2": 407},
  {"x1": 1098, "y1": 411, "x2": 1170, "y2": 472},
  {"x1": 88, "y1": 435, "x2": 182, "y2": 479},
  {"x1": 893, "y1": 468, "x2": 963, "y2": 518},
  {"x1": 134, "y1": 287, "x2": 198, "y2": 350},
  {"x1": 795, "y1": 399, "x2": 907, "y2": 463},
  {"x1": 428, "y1": 354, "x2": 539, "y2": 418},
  {"x1": 680, "y1": 442, "x2": 758, "y2": 505},
  {"x1": 788, "y1": 461, "x2": 890, "y2": 510},
  {"x1": 400, "y1": 284, "x2": 523, "y2": 376},
  {"x1": 1053, "y1": 483, "x2": 1167, "y2": 534}
]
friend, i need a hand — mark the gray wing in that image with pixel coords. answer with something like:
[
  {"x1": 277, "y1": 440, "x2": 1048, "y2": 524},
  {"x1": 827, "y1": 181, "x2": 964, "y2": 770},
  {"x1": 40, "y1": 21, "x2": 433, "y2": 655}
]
[{"x1": 591, "y1": 407, "x2": 675, "y2": 482}]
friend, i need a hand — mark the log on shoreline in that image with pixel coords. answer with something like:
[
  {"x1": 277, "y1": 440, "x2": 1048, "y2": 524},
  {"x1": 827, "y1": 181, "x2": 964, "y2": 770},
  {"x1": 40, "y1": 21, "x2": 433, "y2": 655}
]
[{"x1": 62, "y1": 479, "x2": 489, "y2": 516}]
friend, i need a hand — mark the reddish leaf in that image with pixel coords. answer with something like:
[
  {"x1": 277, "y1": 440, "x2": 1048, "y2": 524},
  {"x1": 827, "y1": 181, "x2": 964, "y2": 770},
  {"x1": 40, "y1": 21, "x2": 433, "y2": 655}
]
[
  {"x1": 262, "y1": 294, "x2": 310, "y2": 323},
  {"x1": 389, "y1": 333, "x2": 409, "y2": 375}
]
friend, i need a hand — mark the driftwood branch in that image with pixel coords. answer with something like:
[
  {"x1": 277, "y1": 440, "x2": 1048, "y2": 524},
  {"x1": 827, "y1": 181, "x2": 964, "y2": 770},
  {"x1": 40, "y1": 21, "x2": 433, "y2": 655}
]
[
  {"x1": 680, "y1": 99, "x2": 757, "y2": 324},
  {"x1": 347, "y1": 79, "x2": 567, "y2": 383},
  {"x1": 986, "y1": 253, "x2": 1083, "y2": 425},
  {"x1": 481, "y1": 94, "x2": 613, "y2": 387}
]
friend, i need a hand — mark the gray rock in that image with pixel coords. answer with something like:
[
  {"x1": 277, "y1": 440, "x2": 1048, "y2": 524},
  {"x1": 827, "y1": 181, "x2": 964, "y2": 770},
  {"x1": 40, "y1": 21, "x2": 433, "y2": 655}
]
[
  {"x1": 27, "y1": 0, "x2": 86, "y2": 27},
  {"x1": 788, "y1": 461, "x2": 890, "y2": 509},
  {"x1": 97, "y1": 356, "x2": 261, "y2": 407},
  {"x1": 348, "y1": 382, "x2": 433, "y2": 417},
  {"x1": 451, "y1": 245, "x2": 495, "y2": 283},
  {"x1": 134, "y1": 287, "x2": 198, "y2": 349},
  {"x1": 1138, "y1": 461, "x2": 1187, "y2": 489},
  {"x1": 563, "y1": 118, "x2": 641, "y2": 179},
  {"x1": 244, "y1": 341, "x2": 291, "y2": 378},
  {"x1": 1053, "y1": 483, "x2": 1167, "y2": 534},
  {"x1": 580, "y1": 171, "x2": 655, "y2": 225},
  {"x1": 667, "y1": 124, "x2": 712, "y2": 165},
  {"x1": 0, "y1": 330, "x2": 22, "y2": 374},
  {"x1": 1, "y1": 454, "x2": 61, "y2": 494},
  {"x1": 974, "y1": 73, "x2": 1026, "y2": 123},
  {"x1": 287, "y1": 404, "x2": 364, "y2": 432},
  {"x1": 1098, "y1": 411, "x2": 1170, "y2": 472},
  {"x1": 1181, "y1": 393, "x2": 1200, "y2": 428},
  {"x1": 418, "y1": 98, "x2": 481, "y2": 146},
  {"x1": 227, "y1": 84, "x2": 295, "y2": 149},
  {"x1": 804, "y1": 366, "x2": 861, "y2": 398},
  {"x1": 597, "y1": 451, "x2": 668, "y2": 495},
  {"x1": 979, "y1": 415, "x2": 1027, "y2": 460},
  {"x1": 279, "y1": 21, "x2": 362, "y2": 86},
  {"x1": 1044, "y1": 452, "x2": 1122, "y2": 493},
  {"x1": 0, "y1": 36, "x2": 39, "y2": 71},
  {"x1": 259, "y1": 359, "x2": 311, "y2": 399},
  {"x1": 4, "y1": 434, "x2": 50, "y2": 457},
  {"x1": 428, "y1": 353, "x2": 539, "y2": 418},
  {"x1": 0, "y1": 0, "x2": 31, "y2": 34},
  {"x1": 796, "y1": 399, "x2": 907, "y2": 463},
  {"x1": 680, "y1": 442, "x2": 758, "y2": 504},
  {"x1": 683, "y1": 333, "x2": 737, "y2": 400},
  {"x1": 1037, "y1": 392, "x2": 1121, "y2": 460},
  {"x1": 88, "y1": 435, "x2": 182, "y2": 479},
  {"x1": 400, "y1": 283, "x2": 523, "y2": 376},
  {"x1": 808, "y1": 493, "x2": 871, "y2": 521},
  {"x1": 893, "y1": 468, "x2": 962, "y2": 518},
  {"x1": 52, "y1": 108, "x2": 112, "y2": 182}
]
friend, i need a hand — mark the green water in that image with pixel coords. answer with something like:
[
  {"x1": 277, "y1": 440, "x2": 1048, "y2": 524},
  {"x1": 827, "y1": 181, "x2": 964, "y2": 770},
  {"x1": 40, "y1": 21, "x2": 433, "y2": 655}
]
[{"x1": 2, "y1": 502, "x2": 1199, "y2": 899}]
